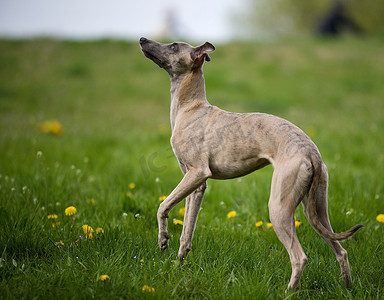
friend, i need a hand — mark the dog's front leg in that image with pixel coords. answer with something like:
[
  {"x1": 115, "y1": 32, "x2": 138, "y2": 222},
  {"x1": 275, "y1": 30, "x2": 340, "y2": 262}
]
[
  {"x1": 178, "y1": 181, "x2": 207, "y2": 261},
  {"x1": 157, "y1": 168, "x2": 211, "y2": 251}
]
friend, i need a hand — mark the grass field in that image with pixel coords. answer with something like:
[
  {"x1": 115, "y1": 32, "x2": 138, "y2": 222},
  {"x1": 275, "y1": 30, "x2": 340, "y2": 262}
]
[{"x1": 0, "y1": 37, "x2": 383, "y2": 299}]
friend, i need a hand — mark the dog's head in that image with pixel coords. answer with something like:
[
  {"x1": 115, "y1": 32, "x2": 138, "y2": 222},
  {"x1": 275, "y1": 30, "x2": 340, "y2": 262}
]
[{"x1": 139, "y1": 37, "x2": 215, "y2": 76}]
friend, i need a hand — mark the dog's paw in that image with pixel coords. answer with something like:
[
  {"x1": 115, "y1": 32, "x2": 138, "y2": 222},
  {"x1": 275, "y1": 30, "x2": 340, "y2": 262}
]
[
  {"x1": 177, "y1": 252, "x2": 185, "y2": 263},
  {"x1": 177, "y1": 246, "x2": 191, "y2": 262},
  {"x1": 158, "y1": 232, "x2": 169, "y2": 251}
]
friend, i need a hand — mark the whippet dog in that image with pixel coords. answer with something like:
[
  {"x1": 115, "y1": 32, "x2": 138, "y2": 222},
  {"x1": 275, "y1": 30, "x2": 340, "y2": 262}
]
[{"x1": 139, "y1": 37, "x2": 363, "y2": 290}]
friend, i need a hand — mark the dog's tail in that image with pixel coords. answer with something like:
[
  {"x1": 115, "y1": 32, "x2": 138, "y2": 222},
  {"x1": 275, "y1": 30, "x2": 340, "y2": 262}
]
[{"x1": 306, "y1": 153, "x2": 364, "y2": 241}]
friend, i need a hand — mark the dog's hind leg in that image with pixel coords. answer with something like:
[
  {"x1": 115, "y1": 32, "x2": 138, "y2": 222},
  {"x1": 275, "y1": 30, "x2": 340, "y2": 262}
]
[
  {"x1": 302, "y1": 162, "x2": 352, "y2": 287},
  {"x1": 268, "y1": 158, "x2": 313, "y2": 291},
  {"x1": 178, "y1": 181, "x2": 207, "y2": 261}
]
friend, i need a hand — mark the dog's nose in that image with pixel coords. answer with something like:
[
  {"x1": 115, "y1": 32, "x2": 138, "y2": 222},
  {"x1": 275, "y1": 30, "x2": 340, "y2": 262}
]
[{"x1": 140, "y1": 37, "x2": 147, "y2": 44}]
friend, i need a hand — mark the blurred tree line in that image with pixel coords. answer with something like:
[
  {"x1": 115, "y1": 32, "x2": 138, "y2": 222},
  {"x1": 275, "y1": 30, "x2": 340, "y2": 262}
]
[{"x1": 237, "y1": 0, "x2": 384, "y2": 38}]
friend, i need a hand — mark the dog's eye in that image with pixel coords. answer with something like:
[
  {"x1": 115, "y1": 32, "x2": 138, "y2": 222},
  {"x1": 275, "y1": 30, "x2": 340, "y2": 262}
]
[{"x1": 170, "y1": 43, "x2": 178, "y2": 51}]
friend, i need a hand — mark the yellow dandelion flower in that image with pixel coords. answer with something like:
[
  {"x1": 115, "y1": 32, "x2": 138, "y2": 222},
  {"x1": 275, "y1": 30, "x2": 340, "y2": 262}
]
[
  {"x1": 173, "y1": 219, "x2": 183, "y2": 225},
  {"x1": 227, "y1": 211, "x2": 237, "y2": 219},
  {"x1": 38, "y1": 120, "x2": 63, "y2": 136},
  {"x1": 87, "y1": 198, "x2": 96, "y2": 206},
  {"x1": 55, "y1": 241, "x2": 64, "y2": 247},
  {"x1": 295, "y1": 220, "x2": 302, "y2": 228},
  {"x1": 142, "y1": 285, "x2": 155, "y2": 293},
  {"x1": 158, "y1": 195, "x2": 167, "y2": 201},
  {"x1": 52, "y1": 221, "x2": 61, "y2": 228},
  {"x1": 99, "y1": 275, "x2": 110, "y2": 281},
  {"x1": 267, "y1": 222, "x2": 273, "y2": 228},
  {"x1": 179, "y1": 207, "x2": 185, "y2": 216},
  {"x1": 47, "y1": 214, "x2": 58, "y2": 219},
  {"x1": 255, "y1": 221, "x2": 263, "y2": 228},
  {"x1": 82, "y1": 224, "x2": 94, "y2": 234},
  {"x1": 129, "y1": 182, "x2": 136, "y2": 189},
  {"x1": 65, "y1": 206, "x2": 77, "y2": 216},
  {"x1": 96, "y1": 227, "x2": 104, "y2": 234},
  {"x1": 376, "y1": 214, "x2": 384, "y2": 223}
]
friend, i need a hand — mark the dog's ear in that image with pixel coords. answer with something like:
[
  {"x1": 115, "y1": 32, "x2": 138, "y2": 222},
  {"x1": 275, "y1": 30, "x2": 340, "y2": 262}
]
[{"x1": 192, "y1": 42, "x2": 215, "y2": 65}]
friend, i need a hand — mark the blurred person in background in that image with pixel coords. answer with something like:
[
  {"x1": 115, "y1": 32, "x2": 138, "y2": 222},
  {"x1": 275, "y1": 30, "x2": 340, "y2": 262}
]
[{"x1": 317, "y1": 0, "x2": 361, "y2": 36}]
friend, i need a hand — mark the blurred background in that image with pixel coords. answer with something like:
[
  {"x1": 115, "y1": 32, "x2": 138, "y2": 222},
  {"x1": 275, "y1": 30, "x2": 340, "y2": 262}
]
[
  {"x1": 1, "y1": 0, "x2": 384, "y2": 42},
  {"x1": 0, "y1": 0, "x2": 243, "y2": 43}
]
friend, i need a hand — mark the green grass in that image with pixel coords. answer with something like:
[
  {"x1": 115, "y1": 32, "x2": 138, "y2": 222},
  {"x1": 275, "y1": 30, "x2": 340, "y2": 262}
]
[{"x1": 0, "y1": 37, "x2": 383, "y2": 299}]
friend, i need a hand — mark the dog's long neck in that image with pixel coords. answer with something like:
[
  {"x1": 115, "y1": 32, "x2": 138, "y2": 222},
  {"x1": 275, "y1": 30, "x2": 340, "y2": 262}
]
[{"x1": 169, "y1": 68, "x2": 209, "y2": 130}]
